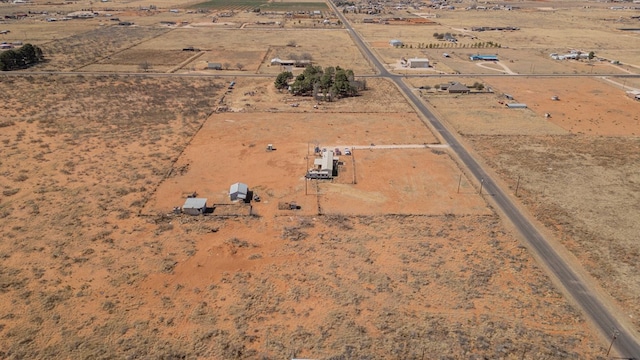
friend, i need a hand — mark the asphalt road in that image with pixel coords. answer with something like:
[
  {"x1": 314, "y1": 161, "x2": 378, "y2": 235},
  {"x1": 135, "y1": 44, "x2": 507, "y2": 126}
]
[{"x1": 328, "y1": 1, "x2": 640, "y2": 358}]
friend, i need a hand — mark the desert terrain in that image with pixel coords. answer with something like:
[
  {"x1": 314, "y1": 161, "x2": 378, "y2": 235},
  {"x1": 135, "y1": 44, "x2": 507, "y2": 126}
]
[{"x1": 1, "y1": 0, "x2": 640, "y2": 358}]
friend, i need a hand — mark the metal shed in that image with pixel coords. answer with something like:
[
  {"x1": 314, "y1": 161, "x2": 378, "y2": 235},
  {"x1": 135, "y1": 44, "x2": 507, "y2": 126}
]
[
  {"x1": 506, "y1": 103, "x2": 527, "y2": 108},
  {"x1": 229, "y1": 182, "x2": 249, "y2": 201},
  {"x1": 182, "y1": 198, "x2": 207, "y2": 216},
  {"x1": 408, "y1": 58, "x2": 430, "y2": 68}
]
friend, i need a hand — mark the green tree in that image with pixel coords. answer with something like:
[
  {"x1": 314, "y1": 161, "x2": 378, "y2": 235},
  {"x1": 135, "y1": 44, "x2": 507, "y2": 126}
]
[
  {"x1": 274, "y1": 71, "x2": 293, "y2": 89},
  {"x1": 290, "y1": 65, "x2": 323, "y2": 95},
  {"x1": 331, "y1": 67, "x2": 357, "y2": 98},
  {"x1": 0, "y1": 44, "x2": 44, "y2": 71}
]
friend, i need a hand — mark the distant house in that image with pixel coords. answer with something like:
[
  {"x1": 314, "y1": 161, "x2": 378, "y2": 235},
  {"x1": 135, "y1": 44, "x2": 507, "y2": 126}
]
[
  {"x1": 207, "y1": 62, "x2": 222, "y2": 70},
  {"x1": 67, "y1": 11, "x2": 96, "y2": 18},
  {"x1": 271, "y1": 57, "x2": 311, "y2": 67},
  {"x1": 506, "y1": 103, "x2": 527, "y2": 108},
  {"x1": 448, "y1": 82, "x2": 470, "y2": 93},
  {"x1": 182, "y1": 198, "x2": 207, "y2": 216},
  {"x1": 389, "y1": 39, "x2": 403, "y2": 47},
  {"x1": 550, "y1": 51, "x2": 590, "y2": 60},
  {"x1": 470, "y1": 54, "x2": 498, "y2": 61},
  {"x1": 306, "y1": 150, "x2": 337, "y2": 179},
  {"x1": 408, "y1": 58, "x2": 430, "y2": 68},
  {"x1": 229, "y1": 182, "x2": 249, "y2": 201}
]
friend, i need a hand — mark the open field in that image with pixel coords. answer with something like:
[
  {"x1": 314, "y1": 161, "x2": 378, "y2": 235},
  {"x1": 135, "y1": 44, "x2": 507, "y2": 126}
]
[
  {"x1": 466, "y1": 136, "x2": 640, "y2": 331},
  {"x1": 416, "y1": 62, "x2": 640, "y2": 334},
  {"x1": 409, "y1": 76, "x2": 640, "y2": 136},
  {"x1": 481, "y1": 77, "x2": 640, "y2": 136},
  {"x1": 39, "y1": 26, "x2": 170, "y2": 71},
  {"x1": 133, "y1": 27, "x2": 373, "y2": 74},
  {"x1": 0, "y1": 74, "x2": 609, "y2": 358}
]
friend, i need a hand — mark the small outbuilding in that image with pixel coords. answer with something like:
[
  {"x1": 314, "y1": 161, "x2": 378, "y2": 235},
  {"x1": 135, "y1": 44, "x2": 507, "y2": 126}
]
[
  {"x1": 408, "y1": 58, "x2": 430, "y2": 68},
  {"x1": 470, "y1": 54, "x2": 499, "y2": 61},
  {"x1": 207, "y1": 62, "x2": 222, "y2": 70},
  {"x1": 506, "y1": 103, "x2": 527, "y2": 108},
  {"x1": 182, "y1": 198, "x2": 207, "y2": 216},
  {"x1": 229, "y1": 182, "x2": 249, "y2": 201},
  {"x1": 389, "y1": 39, "x2": 403, "y2": 47}
]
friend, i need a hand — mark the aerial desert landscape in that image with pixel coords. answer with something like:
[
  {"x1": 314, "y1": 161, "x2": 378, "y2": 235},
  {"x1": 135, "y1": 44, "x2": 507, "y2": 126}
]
[{"x1": 1, "y1": 0, "x2": 639, "y2": 358}]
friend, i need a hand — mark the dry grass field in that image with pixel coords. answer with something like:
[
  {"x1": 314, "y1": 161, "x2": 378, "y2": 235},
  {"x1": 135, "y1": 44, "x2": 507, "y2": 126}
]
[
  {"x1": 421, "y1": 74, "x2": 640, "y2": 331},
  {"x1": 0, "y1": 74, "x2": 609, "y2": 358}
]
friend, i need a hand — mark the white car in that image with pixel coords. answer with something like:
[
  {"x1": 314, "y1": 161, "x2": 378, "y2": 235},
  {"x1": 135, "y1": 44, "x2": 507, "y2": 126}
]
[{"x1": 344, "y1": 148, "x2": 352, "y2": 155}]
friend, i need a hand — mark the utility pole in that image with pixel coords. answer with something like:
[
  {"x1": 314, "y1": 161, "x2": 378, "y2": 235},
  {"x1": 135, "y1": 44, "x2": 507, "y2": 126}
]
[
  {"x1": 479, "y1": 178, "x2": 484, "y2": 195},
  {"x1": 515, "y1": 175, "x2": 521, "y2": 197},
  {"x1": 457, "y1": 174, "x2": 462, "y2": 193},
  {"x1": 607, "y1": 329, "x2": 619, "y2": 356}
]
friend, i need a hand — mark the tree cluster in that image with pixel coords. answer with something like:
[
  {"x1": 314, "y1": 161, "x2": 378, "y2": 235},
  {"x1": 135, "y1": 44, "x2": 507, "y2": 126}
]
[
  {"x1": 0, "y1": 44, "x2": 44, "y2": 71},
  {"x1": 397, "y1": 41, "x2": 501, "y2": 49},
  {"x1": 275, "y1": 65, "x2": 362, "y2": 101}
]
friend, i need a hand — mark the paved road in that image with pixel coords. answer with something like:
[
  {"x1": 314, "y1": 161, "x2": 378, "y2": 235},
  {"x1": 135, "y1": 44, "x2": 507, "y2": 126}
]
[{"x1": 328, "y1": 1, "x2": 640, "y2": 358}]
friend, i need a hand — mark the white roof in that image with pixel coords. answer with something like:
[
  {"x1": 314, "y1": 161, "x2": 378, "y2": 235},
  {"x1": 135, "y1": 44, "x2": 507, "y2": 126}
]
[
  {"x1": 183, "y1": 197, "x2": 207, "y2": 209},
  {"x1": 229, "y1": 182, "x2": 248, "y2": 197}
]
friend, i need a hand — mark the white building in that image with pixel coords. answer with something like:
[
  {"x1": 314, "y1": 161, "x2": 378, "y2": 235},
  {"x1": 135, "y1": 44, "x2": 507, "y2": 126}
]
[
  {"x1": 408, "y1": 58, "x2": 430, "y2": 68},
  {"x1": 229, "y1": 182, "x2": 249, "y2": 201},
  {"x1": 306, "y1": 150, "x2": 336, "y2": 179},
  {"x1": 182, "y1": 198, "x2": 207, "y2": 216}
]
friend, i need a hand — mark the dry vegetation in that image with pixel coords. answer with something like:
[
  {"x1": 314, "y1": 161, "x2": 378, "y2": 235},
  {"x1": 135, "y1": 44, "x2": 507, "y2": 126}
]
[
  {"x1": 466, "y1": 135, "x2": 640, "y2": 330},
  {"x1": 37, "y1": 26, "x2": 170, "y2": 71},
  {"x1": 0, "y1": 73, "x2": 608, "y2": 358},
  {"x1": 0, "y1": 75, "x2": 221, "y2": 357},
  {"x1": 420, "y1": 72, "x2": 640, "y2": 333}
]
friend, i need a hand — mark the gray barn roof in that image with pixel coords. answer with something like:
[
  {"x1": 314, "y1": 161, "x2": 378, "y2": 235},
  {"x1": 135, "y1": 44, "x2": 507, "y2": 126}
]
[
  {"x1": 229, "y1": 182, "x2": 248, "y2": 200},
  {"x1": 183, "y1": 197, "x2": 207, "y2": 209}
]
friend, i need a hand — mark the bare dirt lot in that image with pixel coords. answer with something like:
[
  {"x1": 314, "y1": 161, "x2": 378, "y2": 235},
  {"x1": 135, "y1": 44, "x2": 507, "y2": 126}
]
[
  {"x1": 145, "y1": 111, "x2": 480, "y2": 217},
  {"x1": 0, "y1": 74, "x2": 608, "y2": 358}
]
